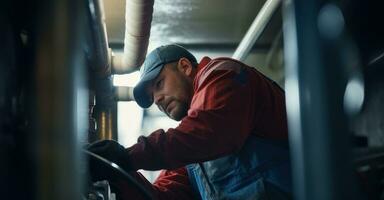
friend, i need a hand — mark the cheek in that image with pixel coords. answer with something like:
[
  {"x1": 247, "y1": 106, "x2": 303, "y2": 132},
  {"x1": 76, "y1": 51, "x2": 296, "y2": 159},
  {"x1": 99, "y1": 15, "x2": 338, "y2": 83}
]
[
  {"x1": 165, "y1": 75, "x2": 191, "y2": 102},
  {"x1": 175, "y1": 81, "x2": 192, "y2": 102}
]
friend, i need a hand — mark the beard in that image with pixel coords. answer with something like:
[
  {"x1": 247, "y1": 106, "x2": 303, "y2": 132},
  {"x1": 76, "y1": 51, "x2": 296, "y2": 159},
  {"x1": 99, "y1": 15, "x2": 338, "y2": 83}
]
[{"x1": 167, "y1": 100, "x2": 189, "y2": 121}]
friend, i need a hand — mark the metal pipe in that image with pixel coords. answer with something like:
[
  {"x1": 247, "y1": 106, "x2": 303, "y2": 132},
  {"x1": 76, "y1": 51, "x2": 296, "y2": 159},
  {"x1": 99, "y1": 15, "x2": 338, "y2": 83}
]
[
  {"x1": 0, "y1": 6, "x2": 18, "y2": 199},
  {"x1": 87, "y1": 0, "x2": 111, "y2": 78},
  {"x1": 33, "y1": 0, "x2": 87, "y2": 199},
  {"x1": 93, "y1": 77, "x2": 118, "y2": 141},
  {"x1": 84, "y1": 0, "x2": 119, "y2": 141},
  {"x1": 232, "y1": 0, "x2": 281, "y2": 61},
  {"x1": 282, "y1": 0, "x2": 358, "y2": 199},
  {"x1": 98, "y1": 110, "x2": 113, "y2": 140},
  {"x1": 112, "y1": 0, "x2": 155, "y2": 74},
  {"x1": 114, "y1": 86, "x2": 135, "y2": 101}
]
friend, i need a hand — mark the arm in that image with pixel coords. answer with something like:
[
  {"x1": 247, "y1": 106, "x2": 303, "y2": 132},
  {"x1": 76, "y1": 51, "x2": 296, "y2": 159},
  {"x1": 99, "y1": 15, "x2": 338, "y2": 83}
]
[
  {"x1": 153, "y1": 167, "x2": 198, "y2": 200},
  {"x1": 113, "y1": 167, "x2": 197, "y2": 200}
]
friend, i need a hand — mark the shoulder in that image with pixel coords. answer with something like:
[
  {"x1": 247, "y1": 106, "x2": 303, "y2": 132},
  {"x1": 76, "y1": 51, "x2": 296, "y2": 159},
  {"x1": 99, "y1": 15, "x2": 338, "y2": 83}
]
[
  {"x1": 200, "y1": 57, "x2": 244, "y2": 75},
  {"x1": 195, "y1": 57, "x2": 247, "y2": 89}
]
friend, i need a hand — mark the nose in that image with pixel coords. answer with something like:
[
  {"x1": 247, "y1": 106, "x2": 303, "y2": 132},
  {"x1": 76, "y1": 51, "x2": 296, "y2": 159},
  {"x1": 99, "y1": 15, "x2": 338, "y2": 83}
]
[
  {"x1": 153, "y1": 91, "x2": 164, "y2": 105},
  {"x1": 153, "y1": 92, "x2": 166, "y2": 112}
]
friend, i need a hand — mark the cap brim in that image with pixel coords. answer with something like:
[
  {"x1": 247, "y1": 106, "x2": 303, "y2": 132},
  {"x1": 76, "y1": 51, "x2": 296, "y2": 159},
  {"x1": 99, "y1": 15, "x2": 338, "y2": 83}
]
[{"x1": 133, "y1": 66, "x2": 163, "y2": 108}]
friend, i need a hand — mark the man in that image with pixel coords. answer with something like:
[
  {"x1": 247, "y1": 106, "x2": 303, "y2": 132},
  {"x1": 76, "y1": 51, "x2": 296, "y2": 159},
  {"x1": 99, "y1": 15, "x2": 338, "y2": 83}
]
[{"x1": 88, "y1": 44, "x2": 292, "y2": 199}]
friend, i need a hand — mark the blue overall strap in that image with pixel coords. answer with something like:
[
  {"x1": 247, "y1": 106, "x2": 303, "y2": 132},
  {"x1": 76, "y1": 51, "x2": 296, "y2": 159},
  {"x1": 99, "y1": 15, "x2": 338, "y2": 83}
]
[{"x1": 186, "y1": 136, "x2": 292, "y2": 200}]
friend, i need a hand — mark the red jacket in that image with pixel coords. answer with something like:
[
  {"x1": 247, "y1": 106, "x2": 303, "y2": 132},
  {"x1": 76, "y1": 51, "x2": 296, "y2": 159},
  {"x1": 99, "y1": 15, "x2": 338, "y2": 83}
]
[{"x1": 117, "y1": 57, "x2": 288, "y2": 199}]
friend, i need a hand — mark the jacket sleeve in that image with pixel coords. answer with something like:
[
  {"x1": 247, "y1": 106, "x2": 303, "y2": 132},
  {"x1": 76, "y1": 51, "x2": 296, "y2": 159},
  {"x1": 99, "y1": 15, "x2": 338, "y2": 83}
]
[
  {"x1": 113, "y1": 167, "x2": 197, "y2": 200},
  {"x1": 153, "y1": 167, "x2": 198, "y2": 200},
  {"x1": 126, "y1": 61, "x2": 259, "y2": 170}
]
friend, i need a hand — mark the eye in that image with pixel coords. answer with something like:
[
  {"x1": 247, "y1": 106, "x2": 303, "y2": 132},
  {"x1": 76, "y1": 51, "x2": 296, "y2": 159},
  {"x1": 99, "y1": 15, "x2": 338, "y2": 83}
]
[{"x1": 156, "y1": 79, "x2": 163, "y2": 89}]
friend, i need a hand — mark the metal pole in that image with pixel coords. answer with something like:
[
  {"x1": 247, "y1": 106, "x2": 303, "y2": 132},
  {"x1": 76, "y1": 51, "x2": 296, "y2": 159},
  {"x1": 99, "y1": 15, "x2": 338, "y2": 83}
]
[
  {"x1": 33, "y1": 0, "x2": 87, "y2": 199},
  {"x1": 282, "y1": 0, "x2": 358, "y2": 199},
  {"x1": 232, "y1": 0, "x2": 281, "y2": 61},
  {"x1": 93, "y1": 77, "x2": 118, "y2": 141},
  {"x1": 87, "y1": 0, "x2": 111, "y2": 78}
]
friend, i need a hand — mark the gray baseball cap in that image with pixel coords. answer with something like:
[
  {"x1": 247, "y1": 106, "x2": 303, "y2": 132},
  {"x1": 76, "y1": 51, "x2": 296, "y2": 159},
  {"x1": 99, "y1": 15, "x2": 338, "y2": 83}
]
[{"x1": 133, "y1": 44, "x2": 197, "y2": 108}]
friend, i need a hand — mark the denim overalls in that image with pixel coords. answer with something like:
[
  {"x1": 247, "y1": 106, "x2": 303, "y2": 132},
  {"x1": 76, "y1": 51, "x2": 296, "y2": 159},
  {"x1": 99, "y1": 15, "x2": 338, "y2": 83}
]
[{"x1": 186, "y1": 136, "x2": 292, "y2": 200}]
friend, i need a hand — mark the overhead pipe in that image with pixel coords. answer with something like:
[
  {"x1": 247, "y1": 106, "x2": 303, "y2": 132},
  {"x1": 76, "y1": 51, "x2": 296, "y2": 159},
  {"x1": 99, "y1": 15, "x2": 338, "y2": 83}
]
[
  {"x1": 232, "y1": 0, "x2": 281, "y2": 61},
  {"x1": 112, "y1": 0, "x2": 155, "y2": 74}
]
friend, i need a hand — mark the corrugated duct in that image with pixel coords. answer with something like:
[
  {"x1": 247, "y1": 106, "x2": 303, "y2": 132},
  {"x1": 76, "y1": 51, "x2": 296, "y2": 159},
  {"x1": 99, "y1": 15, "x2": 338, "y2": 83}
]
[{"x1": 112, "y1": 0, "x2": 154, "y2": 74}]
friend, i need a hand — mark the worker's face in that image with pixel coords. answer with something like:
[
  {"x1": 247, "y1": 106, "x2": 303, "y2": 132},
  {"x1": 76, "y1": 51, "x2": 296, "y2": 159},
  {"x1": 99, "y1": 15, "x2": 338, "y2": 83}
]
[{"x1": 149, "y1": 58, "x2": 195, "y2": 121}]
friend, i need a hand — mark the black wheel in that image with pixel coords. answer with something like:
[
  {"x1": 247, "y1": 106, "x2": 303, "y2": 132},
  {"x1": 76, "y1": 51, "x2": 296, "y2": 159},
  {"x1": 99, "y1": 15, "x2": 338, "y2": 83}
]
[{"x1": 84, "y1": 150, "x2": 154, "y2": 200}]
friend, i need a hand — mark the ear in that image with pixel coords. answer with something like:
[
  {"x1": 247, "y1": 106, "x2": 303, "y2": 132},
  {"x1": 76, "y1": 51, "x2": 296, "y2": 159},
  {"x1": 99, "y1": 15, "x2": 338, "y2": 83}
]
[{"x1": 177, "y1": 57, "x2": 194, "y2": 76}]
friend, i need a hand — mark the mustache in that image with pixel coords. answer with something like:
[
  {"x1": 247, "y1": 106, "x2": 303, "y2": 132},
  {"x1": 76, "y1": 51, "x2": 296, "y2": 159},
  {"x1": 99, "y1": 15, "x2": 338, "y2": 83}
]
[{"x1": 157, "y1": 97, "x2": 173, "y2": 113}]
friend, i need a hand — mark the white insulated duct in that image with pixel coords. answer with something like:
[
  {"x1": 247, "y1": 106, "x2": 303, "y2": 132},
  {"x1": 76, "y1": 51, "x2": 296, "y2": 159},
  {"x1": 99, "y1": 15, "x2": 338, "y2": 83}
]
[
  {"x1": 112, "y1": 0, "x2": 154, "y2": 74},
  {"x1": 114, "y1": 86, "x2": 135, "y2": 101}
]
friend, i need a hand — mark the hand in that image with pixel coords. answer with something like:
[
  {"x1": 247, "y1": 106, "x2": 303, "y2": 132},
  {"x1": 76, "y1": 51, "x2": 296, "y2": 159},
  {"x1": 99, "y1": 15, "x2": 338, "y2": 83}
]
[
  {"x1": 86, "y1": 140, "x2": 132, "y2": 181},
  {"x1": 87, "y1": 140, "x2": 132, "y2": 170}
]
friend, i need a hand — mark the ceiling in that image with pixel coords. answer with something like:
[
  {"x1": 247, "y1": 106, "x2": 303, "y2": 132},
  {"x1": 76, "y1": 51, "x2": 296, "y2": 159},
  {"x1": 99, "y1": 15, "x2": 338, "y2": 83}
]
[
  {"x1": 103, "y1": 0, "x2": 285, "y2": 87},
  {"x1": 103, "y1": 0, "x2": 282, "y2": 52}
]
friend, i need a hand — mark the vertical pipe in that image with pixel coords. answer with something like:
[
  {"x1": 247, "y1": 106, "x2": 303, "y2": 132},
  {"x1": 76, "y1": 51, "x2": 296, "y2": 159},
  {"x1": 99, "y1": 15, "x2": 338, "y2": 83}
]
[
  {"x1": 97, "y1": 110, "x2": 114, "y2": 140},
  {"x1": 93, "y1": 77, "x2": 118, "y2": 141},
  {"x1": 33, "y1": 0, "x2": 87, "y2": 199},
  {"x1": 282, "y1": 0, "x2": 358, "y2": 199},
  {"x1": 87, "y1": 0, "x2": 111, "y2": 77},
  {"x1": 85, "y1": 0, "x2": 118, "y2": 142},
  {"x1": 0, "y1": 4, "x2": 16, "y2": 199}
]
